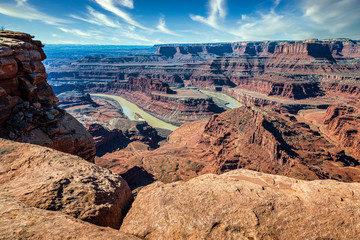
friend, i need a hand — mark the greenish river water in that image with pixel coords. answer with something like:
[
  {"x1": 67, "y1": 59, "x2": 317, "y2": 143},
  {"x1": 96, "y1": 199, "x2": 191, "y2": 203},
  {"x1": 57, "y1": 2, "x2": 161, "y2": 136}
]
[
  {"x1": 199, "y1": 90, "x2": 243, "y2": 109},
  {"x1": 91, "y1": 94, "x2": 179, "y2": 131}
]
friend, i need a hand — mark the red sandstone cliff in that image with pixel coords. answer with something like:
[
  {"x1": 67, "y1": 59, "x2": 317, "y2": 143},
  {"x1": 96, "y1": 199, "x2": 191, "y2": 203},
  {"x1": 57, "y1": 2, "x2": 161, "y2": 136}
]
[
  {"x1": 324, "y1": 105, "x2": 360, "y2": 159},
  {"x1": 0, "y1": 31, "x2": 96, "y2": 162}
]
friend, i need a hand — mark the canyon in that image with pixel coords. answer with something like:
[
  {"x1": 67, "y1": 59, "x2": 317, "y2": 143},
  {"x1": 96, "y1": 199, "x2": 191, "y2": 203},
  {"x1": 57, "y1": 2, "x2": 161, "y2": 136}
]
[{"x1": 1, "y1": 30, "x2": 360, "y2": 239}]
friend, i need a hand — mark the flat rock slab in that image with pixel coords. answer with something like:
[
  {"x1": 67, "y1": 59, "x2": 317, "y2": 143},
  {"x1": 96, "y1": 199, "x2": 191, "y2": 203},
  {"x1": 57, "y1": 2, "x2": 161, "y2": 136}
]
[{"x1": 121, "y1": 169, "x2": 360, "y2": 239}]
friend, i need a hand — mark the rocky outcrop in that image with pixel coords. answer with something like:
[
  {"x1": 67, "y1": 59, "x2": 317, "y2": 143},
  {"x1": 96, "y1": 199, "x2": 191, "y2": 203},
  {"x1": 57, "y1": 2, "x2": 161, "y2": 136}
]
[
  {"x1": 125, "y1": 77, "x2": 175, "y2": 94},
  {"x1": 57, "y1": 89, "x2": 98, "y2": 108},
  {"x1": 87, "y1": 123, "x2": 126, "y2": 156},
  {"x1": 0, "y1": 30, "x2": 96, "y2": 162},
  {"x1": 155, "y1": 43, "x2": 233, "y2": 57},
  {"x1": 121, "y1": 169, "x2": 360, "y2": 240},
  {"x1": 0, "y1": 138, "x2": 133, "y2": 229},
  {"x1": 324, "y1": 105, "x2": 360, "y2": 159},
  {"x1": 0, "y1": 195, "x2": 140, "y2": 240},
  {"x1": 98, "y1": 106, "x2": 360, "y2": 185},
  {"x1": 322, "y1": 81, "x2": 360, "y2": 97}
]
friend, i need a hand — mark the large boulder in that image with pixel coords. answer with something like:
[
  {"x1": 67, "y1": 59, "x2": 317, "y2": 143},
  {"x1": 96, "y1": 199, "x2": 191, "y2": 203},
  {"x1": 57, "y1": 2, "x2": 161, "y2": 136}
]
[
  {"x1": 0, "y1": 138, "x2": 133, "y2": 229},
  {"x1": 0, "y1": 195, "x2": 140, "y2": 240},
  {"x1": 121, "y1": 169, "x2": 360, "y2": 239}
]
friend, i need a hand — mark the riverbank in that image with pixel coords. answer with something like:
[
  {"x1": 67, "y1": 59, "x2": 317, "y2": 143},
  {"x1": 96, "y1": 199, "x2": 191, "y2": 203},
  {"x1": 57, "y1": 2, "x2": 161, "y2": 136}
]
[{"x1": 91, "y1": 94, "x2": 179, "y2": 131}]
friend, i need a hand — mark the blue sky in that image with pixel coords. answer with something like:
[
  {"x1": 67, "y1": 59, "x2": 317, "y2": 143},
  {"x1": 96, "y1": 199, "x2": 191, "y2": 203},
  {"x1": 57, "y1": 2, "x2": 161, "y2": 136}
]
[{"x1": 0, "y1": 0, "x2": 359, "y2": 45}]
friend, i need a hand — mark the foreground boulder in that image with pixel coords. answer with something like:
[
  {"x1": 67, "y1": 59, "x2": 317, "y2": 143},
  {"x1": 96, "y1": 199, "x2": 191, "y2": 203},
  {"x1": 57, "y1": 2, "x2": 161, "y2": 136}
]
[
  {"x1": 0, "y1": 30, "x2": 96, "y2": 162},
  {"x1": 121, "y1": 169, "x2": 360, "y2": 239},
  {"x1": 0, "y1": 195, "x2": 140, "y2": 240},
  {"x1": 0, "y1": 138, "x2": 132, "y2": 229}
]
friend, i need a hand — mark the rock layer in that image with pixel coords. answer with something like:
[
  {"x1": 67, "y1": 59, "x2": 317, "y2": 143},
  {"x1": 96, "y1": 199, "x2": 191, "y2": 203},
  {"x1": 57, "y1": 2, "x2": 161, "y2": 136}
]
[
  {"x1": 0, "y1": 30, "x2": 96, "y2": 162},
  {"x1": 121, "y1": 169, "x2": 360, "y2": 240},
  {"x1": 98, "y1": 106, "x2": 360, "y2": 184},
  {"x1": 324, "y1": 105, "x2": 360, "y2": 159}
]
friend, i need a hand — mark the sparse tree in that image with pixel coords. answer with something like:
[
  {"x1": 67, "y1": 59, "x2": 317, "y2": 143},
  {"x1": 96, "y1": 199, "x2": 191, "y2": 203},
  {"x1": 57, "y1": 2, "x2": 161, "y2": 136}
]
[{"x1": 0, "y1": 26, "x2": 5, "y2": 31}]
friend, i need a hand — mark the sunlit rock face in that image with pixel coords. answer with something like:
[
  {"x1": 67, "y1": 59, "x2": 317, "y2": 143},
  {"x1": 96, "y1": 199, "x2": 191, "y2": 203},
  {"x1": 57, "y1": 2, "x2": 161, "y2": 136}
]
[{"x1": 0, "y1": 31, "x2": 96, "y2": 162}]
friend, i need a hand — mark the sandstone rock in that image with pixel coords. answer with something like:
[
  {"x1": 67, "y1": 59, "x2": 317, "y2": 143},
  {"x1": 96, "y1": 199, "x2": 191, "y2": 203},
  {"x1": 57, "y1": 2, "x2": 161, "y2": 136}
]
[
  {"x1": 0, "y1": 138, "x2": 133, "y2": 229},
  {"x1": 121, "y1": 169, "x2": 360, "y2": 239},
  {"x1": 98, "y1": 106, "x2": 360, "y2": 186},
  {"x1": 324, "y1": 105, "x2": 360, "y2": 159},
  {"x1": 88, "y1": 123, "x2": 126, "y2": 156},
  {"x1": 0, "y1": 195, "x2": 140, "y2": 240},
  {"x1": 0, "y1": 30, "x2": 96, "y2": 162},
  {"x1": 0, "y1": 87, "x2": 10, "y2": 125}
]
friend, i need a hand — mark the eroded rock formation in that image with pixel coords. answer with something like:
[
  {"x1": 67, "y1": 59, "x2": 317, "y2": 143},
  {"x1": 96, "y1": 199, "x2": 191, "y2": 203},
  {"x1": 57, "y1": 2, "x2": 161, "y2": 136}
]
[
  {"x1": 324, "y1": 105, "x2": 360, "y2": 159},
  {"x1": 0, "y1": 31, "x2": 96, "y2": 162},
  {"x1": 98, "y1": 106, "x2": 360, "y2": 184}
]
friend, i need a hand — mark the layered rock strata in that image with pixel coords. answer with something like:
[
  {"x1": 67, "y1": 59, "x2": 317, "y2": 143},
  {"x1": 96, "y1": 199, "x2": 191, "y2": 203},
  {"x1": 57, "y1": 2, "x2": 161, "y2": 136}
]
[
  {"x1": 0, "y1": 31, "x2": 96, "y2": 162},
  {"x1": 324, "y1": 105, "x2": 360, "y2": 159},
  {"x1": 98, "y1": 106, "x2": 360, "y2": 184}
]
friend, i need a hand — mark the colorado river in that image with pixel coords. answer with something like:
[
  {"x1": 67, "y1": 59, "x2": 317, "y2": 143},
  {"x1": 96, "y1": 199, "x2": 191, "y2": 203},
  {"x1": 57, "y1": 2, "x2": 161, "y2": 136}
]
[
  {"x1": 199, "y1": 90, "x2": 243, "y2": 109},
  {"x1": 91, "y1": 94, "x2": 179, "y2": 131}
]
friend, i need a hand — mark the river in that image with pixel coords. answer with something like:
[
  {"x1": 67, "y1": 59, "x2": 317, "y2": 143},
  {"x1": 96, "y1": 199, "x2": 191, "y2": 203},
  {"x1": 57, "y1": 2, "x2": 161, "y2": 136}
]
[
  {"x1": 199, "y1": 90, "x2": 244, "y2": 109},
  {"x1": 91, "y1": 94, "x2": 179, "y2": 131}
]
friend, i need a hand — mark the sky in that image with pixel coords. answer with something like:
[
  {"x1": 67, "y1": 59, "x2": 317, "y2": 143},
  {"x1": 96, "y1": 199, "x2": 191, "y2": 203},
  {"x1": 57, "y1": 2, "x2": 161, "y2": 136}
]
[{"x1": 0, "y1": 0, "x2": 359, "y2": 45}]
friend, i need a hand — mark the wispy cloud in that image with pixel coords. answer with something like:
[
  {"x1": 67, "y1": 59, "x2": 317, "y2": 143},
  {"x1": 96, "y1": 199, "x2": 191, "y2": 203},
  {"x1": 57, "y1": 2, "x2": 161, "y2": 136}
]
[
  {"x1": 190, "y1": 0, "x2": 227, "y2": 29},
  {"x1": 58, "y1": 27, "x2": 92, "y2": 37},
  {"x1": 0, "y1": 0, "x2": 69, "y2": 25},
  {"x1": 71, "y1": 6, "x2": 153, "y2": 42},
  {"x1": 93, "y1": 0, "x2": 148, "y2": 30},
  {"x1": 118, "y1": 0, "x2": 134, "y2": 9},
  {"x1": 303, "y1": 0, "x2": 360, "y2": 36},
  {"x1": 157, "y1": 16, "x2": 181, "y2": 36},
  {"x1": 70, "y1": 6, "x2": 121, "y2": 28}
]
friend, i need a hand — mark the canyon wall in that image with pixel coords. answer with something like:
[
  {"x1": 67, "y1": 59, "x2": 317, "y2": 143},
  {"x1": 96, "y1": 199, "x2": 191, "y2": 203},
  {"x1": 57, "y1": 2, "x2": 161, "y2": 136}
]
[
  {"x1": 48, "y1": 39, "x2": 360, "y2": 114},
  {"x1": 98, "y1": 106, "x2": 360, "y2": 185},
  {"x1": 324, "y1": 105, "x2": 360, "y2": 159}
]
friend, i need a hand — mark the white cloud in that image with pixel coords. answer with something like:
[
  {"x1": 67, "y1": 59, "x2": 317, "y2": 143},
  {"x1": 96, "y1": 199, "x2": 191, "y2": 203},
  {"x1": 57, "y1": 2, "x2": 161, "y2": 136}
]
[
  {"x1": 118, "y1": 0, "x2": 134, "y2": 9},
  {"x1": 232, "y1": 11, "x2": 292, "y2": 40},
  {"x1": 303, "y1": 0, "x2": 360, "y2": 36},
  {"x1": 71, "y1": 6, "x2": 153, "y2": 42},
  {"x1": 190, "y1": 0, "x2": 227, "y2": 29},
  {"x1": 58, "y1": 27, "x2": 92, "y2": 37},
  {"x1": 0, "y1": 0, "x2": 69, "y2": 25},
  {"x1": 93, "y1": 0, "x2": 148, "y2": 30},
  {"x1": 70, "y1": 6, "x2": 121, "y2": 28},
  {"x1": 157, "y1": 16, "x2": 180, "y2": 36}
]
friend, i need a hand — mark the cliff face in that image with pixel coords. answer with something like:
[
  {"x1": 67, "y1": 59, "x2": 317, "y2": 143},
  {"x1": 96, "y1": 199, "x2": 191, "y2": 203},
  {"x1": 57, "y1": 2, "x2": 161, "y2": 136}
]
[
  {"x1": 0, "y1": 31, "x2": 96, "y2": 162},
  {"x1": 156, "y1": 39, "x2": 360, "y2": 58},
  {"x1": 324, "y1": 105, "x2": 360, "y2": 159},
  {"x1": 50, "y1": 38, "x2": 360, "y2": 109}
]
